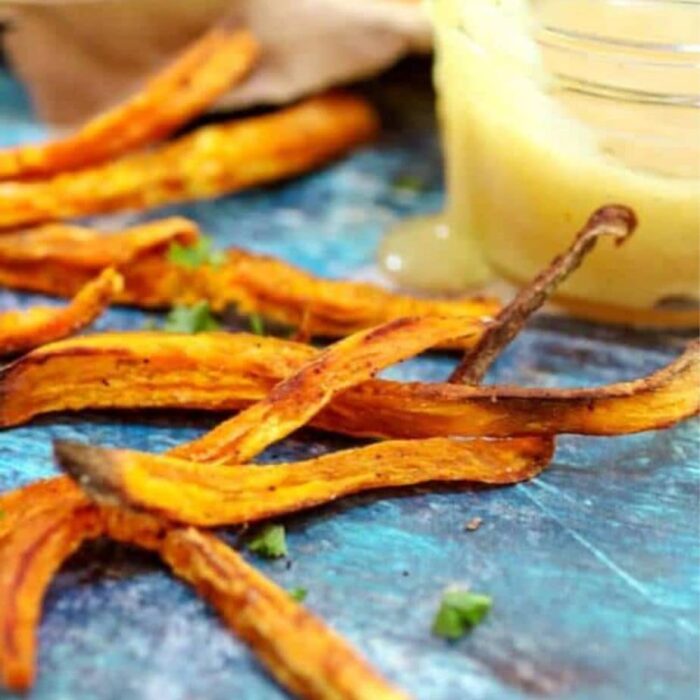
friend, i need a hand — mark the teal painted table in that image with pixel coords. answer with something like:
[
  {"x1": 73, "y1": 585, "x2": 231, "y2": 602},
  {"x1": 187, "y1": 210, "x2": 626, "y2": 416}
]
[{"x1": 0, "y1": 61, "x2": 698, "y2": 700}]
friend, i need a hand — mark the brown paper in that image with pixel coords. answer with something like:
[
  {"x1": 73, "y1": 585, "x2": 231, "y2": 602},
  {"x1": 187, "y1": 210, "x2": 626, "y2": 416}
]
[{"x1": 2, "y1": 0, "x2": 431, "y2": 126}]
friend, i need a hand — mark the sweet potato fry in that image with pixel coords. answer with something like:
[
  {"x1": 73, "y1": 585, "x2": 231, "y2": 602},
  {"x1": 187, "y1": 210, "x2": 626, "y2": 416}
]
[
  {"x1": 0, "y1": 268, "x2": 122, "y2": 357},
  {"x1": 56, "y1": 436, "x2": 554, "y2": 527},
  {"x1": 0, "y1": 220, "x2": 498, "y2": 339},
  {"x1": 0, "y1": 218, "x2": 199, "y2": 306},
  {"x1": 159, "y1": 527, "x2": 410, "y2": 700},
  {"x1": 94, "y1": 511, "x2": 411, "y2": 700},
  {"x1": 0, "y1": 27, "x2": 259, "y2": 180},
  {"x1": 168, "y1": 316, "x2": 483, "y2": 464},
  {"x1": 0, "y1": 92, "x2": 379, "y2": 229},
  {"x1": 0, "y1": 505, "x2": 104, "y2": 692},
  {"x1": 1, "y1": 332, "x2": 696, "y2": 438},
  {"x1": 0, "y1": 478, "x2": 84, "y2": 544},
  {"x1": 215, "y1": 249, "x2": 500, "y2": 340},
  {"x1": 451, "y1": 205, "x2": 637, "y2": 384}
]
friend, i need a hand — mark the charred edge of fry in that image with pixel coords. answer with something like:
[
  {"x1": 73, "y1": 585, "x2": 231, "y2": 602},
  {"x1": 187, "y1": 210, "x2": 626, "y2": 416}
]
[
  {"x1": 0, "y1": 505, "x2": 103, "y2": 692},
  {"x1": 0, "y1": 334, "x2": 697, "y2": 437},
  {"x1": 168, "y1": 315, "x2": 483, "y2": 465},
  {"x1": 160, "y1": 527, "x2": 410, "y2": 700},
  {"x1": 450, "y1": 204, "x2": 638, "y2": 384},
  {"x1": 0, "y1": 29, "x2": 260, "y2": 180},
  {"x1": 55, "y1": 437, "x2": 554, "y2": 527}
]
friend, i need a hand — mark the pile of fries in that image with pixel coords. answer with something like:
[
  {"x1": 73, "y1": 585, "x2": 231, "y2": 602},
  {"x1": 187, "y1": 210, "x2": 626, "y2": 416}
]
[{"x1": 0, "y1": 21, "x2": 698, "y2": 700}]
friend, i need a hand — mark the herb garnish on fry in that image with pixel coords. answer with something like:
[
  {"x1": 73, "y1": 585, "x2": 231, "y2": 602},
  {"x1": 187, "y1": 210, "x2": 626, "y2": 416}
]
[{"x1": 163, "y1": 302, "x2": 221, "y2": 333}]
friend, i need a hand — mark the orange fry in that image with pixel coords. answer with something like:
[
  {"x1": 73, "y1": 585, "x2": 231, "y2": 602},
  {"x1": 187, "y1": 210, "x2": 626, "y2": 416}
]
[
  {"x1": 160, "y1": 527, "x2": 410, "y2": 700},
  {"x1": 0, "y1": 27, "x2": 259, "y2": 180},
  {"x1": 0, "y1": 220, "x2": 498, "y2": 338},
  {"x1": 0, "y1": 506, "x2": 104, "y2": 692},
  {"x1": 0, "y1": 268, "x2": 122, "y2": 357},
  {"x1": 0, "y1": 93, "x2": 378, "y2": 229},
  {"x1": 1, "y1": 331, "x2": 696, "y2": 438},
  {"x1": 56, "y1": 436, "x2": 554, "y2": 527},
  {"x1": 168, "y1": 316, "x2": 482, "y2": 464}
]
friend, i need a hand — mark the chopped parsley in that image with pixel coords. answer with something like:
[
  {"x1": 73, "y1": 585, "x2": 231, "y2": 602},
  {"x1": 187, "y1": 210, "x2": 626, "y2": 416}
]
[
  {"x1": 393, "y1": 174, "x2": 425, "y2": 194},
  {"x1": 167, "y1": 237, "x2": 225, "y2": 269},
  {"x1": 288, "y1": 587, "x2": 308, "y2": 602},
  {"x1": 248, "y1": 313, "x2": 266, "y2": 336},
  {"x1": 432, "y1": 590, "x2": 492, "y2": 640},
  {"x1": 163, "y1": 302, "x2": 221, "y2": 333},
  {"x1": 247, "y1": 524, "x2": 287, "y2": 559}
]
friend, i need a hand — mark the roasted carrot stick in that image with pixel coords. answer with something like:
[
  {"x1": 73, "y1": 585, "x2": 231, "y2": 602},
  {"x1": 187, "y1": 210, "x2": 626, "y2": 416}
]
[
  {"x1": 0, "y1": 27, "x2": 259, "y2": 180},
  {"x1": 0, "y1": 268, "x2": 122, "y2": 357},
  {"x1": 56, "y1": 436, "x2": 554, "y2": 527},
  {"x1": 168, "y1": 316, "x2": 483, "y2": 464},
  {"x1": 0, "y1": 93, "x2": 378, "y2": 229},
  {"x1": 1, "y1": 332, "x2": 696, "y2": 438}
]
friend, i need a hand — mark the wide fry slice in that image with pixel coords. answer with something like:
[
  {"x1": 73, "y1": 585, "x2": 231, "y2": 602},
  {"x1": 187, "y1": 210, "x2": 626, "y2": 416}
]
[
  {"x1": 0, "y1": 268, "x2": 122, "y2": 357},
  {"x1": 168, "y1": 316, "x2": 482, "y2": 465},
  {"x1": 0, "y1": 92, "x2": 379, "y2": 229},
  {"x1": 1, "y1": 332, "x2": 697, "y2": 438},
  {"x1": 0, "y1": 505, "x2": 104, "y2": 692},
  {"x1": 56, "y1": 436, "x2": 554, "y2": 527},
  {"x1": 0, "y1": 27, "x2": 259, "y2": 180}
]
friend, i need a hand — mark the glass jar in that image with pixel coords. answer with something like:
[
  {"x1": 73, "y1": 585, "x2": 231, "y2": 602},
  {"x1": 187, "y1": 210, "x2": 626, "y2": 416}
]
[{"x1": 414, "y1": 0, "x2": 699, "y2": 326}]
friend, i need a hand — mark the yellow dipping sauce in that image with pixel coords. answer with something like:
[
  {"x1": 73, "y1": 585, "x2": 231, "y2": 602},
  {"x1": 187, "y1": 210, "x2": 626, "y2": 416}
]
[{"x1": 385, "y1": 0, "x2": 700, "y2": 325}]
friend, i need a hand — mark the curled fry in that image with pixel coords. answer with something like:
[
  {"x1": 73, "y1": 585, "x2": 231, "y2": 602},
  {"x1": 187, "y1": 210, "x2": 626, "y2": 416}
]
[
  {"x1": 168, "y1": 316, "x2": 482, "y2": 464},
  {"x1": 0, "y1": 506, "x2": 104, "y2": 692},
  {"x1": 450, "y1": 205, "x2": 638, "y2": 384},
  {"x1": 0, "y1": 92, "x2": 379, "y2": 229},
  {"x1": 0, "y1": 268, "x2": 122, "y2": 357},
  {"x1": 1, "y1": 332, "x2": 696, "y2": 438},
  {"x1": 0, "y1": 27, "x2": 259, "y2": 180},
  {"x1": 56, "y1": 436, "x2": 554, "y2": 527}
]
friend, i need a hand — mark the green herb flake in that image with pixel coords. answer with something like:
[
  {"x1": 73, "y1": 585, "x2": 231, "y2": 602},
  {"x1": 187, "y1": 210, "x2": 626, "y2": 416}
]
[
  {"x1": 248, "y1": 313, "x2": 266, "y2": 336},
  {"x1": 393, "y1": 174, "x2": 425, "y2": 194},
  {"x1": 167, "y1": 237, "x2": 225, "y2": 269},
  {"x1": 247, "y1": 524, "x2": 288, "y2": 559},
  {"x1": 288, "y1": 587, "x2": 308, "y2": 602},
  {"x1": 163, "y1": 302, "x2": 221, "y2": 334},
  {"x1": 0, "y1": 508, "x2": 5, "y2": 521},
  {"x1": 432, "y1": 590, "x2": 492, "y2": 640}
]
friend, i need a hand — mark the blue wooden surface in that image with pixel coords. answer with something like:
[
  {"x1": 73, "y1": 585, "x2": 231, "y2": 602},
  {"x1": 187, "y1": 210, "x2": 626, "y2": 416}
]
[{"x1": 0, "y1": 63, "x2": 698, "y2": 700}]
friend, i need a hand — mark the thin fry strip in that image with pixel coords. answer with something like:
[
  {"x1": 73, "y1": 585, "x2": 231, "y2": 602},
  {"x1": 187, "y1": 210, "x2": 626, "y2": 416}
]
[
  {"x1": 160, "y1": 527, "x2": 410, "y2": 700},
  {"x1": 0, "y1": 223, "x2": 497, "y2": 341},
  {"x1": 0, "y1": 269, "x2": 122, "y2": 357},
  {"x1": 450, "y1": 205, "x2": 637, "y2": 384},
  {"x1": 0, "y1": 92, "x2": 379, "y2": 229},
  {"x1": 0, "y1": 506, "x2": 104, "y2": 692},
  {"x1": 0, "y1": 28, "x2": 259, "y2": 181},
  {"x1": 0, "y1": 478, "x2": 84, "y2": 544},
  {"x1": 1, "y1": 332, "x2": 697, "y2": 438},
  {"x1": 0, "y1": 217, "x2": 199, "y2": 269},
  {"x1": 56, "y1": 436, "x2": 555, "y2": 527},
  {"x1": 168, "y1": 316, "x2": 482, "y2": 464}
]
